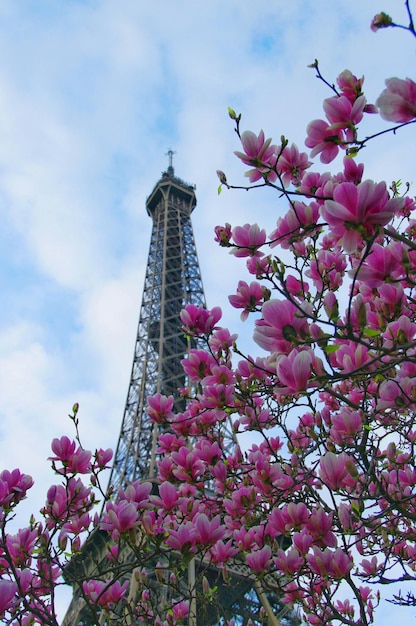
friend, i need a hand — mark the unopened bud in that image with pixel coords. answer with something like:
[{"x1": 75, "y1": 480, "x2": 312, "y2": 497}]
[{"x1": 370, "y1": 12, "x2": 393, "y2": 32}]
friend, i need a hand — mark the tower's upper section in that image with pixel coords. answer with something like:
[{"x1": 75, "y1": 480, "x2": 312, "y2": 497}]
[{"x1": 146, "y1": 162, "x2": 196, "y2": 219}]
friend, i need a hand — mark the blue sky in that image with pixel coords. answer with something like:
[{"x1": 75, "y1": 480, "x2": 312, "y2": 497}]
[{"x1": 0, "y1": 0, "x2": 415, "y2": 621}]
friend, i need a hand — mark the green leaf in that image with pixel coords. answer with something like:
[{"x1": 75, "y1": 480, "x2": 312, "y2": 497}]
[
  {"x1": 324, "y1": 344, "x2": 340, "y2": 354},
  {"x1": 363, "y1": 328, "x2": 380, "y2": 337}
]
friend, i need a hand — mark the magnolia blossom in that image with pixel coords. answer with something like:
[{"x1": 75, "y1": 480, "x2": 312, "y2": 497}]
[
  {"x1": 321, "y1": 180, "x2": 402, "y2": 252},
  {"x1": 234, "y1": 130, "x2": 278, "y2": 181},
  {"x1": 376, "y1": 77, "x2": 416, "y2": 122}
]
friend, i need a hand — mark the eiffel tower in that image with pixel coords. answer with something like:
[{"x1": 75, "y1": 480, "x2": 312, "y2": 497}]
[{"x1": 62, "y1": 155, "x2": 298, "y2": 626}]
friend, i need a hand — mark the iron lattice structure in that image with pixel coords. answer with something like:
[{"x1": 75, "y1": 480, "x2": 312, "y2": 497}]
[
  {"x1": 108, "y1": 163, "x2": 205, "y2": 494},
  {"x1": 63, "y1": 162, "x2": 299, "y2": 626}
]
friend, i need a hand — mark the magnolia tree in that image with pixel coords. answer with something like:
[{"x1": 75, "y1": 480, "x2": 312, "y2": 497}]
[{"x1": 2, "y1": 5, "x2": 416, "y2": 626}]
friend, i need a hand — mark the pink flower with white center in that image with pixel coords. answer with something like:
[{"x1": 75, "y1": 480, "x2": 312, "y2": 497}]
[
  {"x1": 376, "y1": 77, "x2": 416, "y2": 122},
  {"x1": 305, "y1": 119, "x2": 343, "y2": 164},
  {"x1": 230, "y1": 223, "x2": 267, "y2": 257},
  {"x1": 246, "y1": 545, "x2": 272, "y2": 573},
  {"x1": 234, "y1": 130, "x2": 278, "y2": 182},
  {"x1": 228, "y1": 280, "x2": 267, "y2": 320},
  {"x1": 321, "y1": 180, "x2": 402, "y2": 252}
]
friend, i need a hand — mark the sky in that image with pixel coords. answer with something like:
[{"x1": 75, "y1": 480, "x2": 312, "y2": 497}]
[{"x1": 0, "y1": 0, "x2": 416, "y2": 622}]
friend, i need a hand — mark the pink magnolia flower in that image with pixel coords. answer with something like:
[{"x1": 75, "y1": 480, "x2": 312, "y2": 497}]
[
  {"x1": 214, "y1": 223, "x2": 232, "y2": 246},
  {"x1": 0, "y1": 469, "x2": 33, "y2": 508},
  {"x1": 246, "y1": 545, "x2": 273, "y2": 573},
  {"x1": 276, "y1": 348, "x2": 313, "y2": 394},
  {"x1": 319, "y1": 451, "x2": 356, "y2": 490},
  {"x1": 354, "y1": 242, "x2": 404, "y2": 287},
  {"x1": 119, "y1": 480, "x2": 152, "y2": 506},
  {"x1": 50, "y1": 436, "x2": 76, "y2": 462},
  {"x1": 6, "y1": 527, "x2": 37, "y2": 567},
  {"x1": 277, "y1": 143, "x2": 311, "y2": 187},
  {"x1": 181, "y1": 349, "x2": 216, "y2": 381},
  {"x1": 101, "y1": 500, "x2": 139, "y2": 536},
  {"x1": 209, "y1": 539, "x2": 238, "y2": 565},
  {"x1": 228, "y1": 280, "x2": 267, "y2": 320},
  {"x1": 330, "y1": 408, "x2": 363, "y2": 445},
  {"x1": 305, "y1": 119, "x2": 343, "y2": 164},
  {"x1": 269, "y1": 201, "x2": 320, "y2": 250},
  {"x1": 151, "y1": 481, "x2": 180, "y2": 510},
  {"x1": 230, "y1": 223, "x2": 267, "y2": 258},
  {"x1": 337, "y1": 70, "x2": 364, "y2": 103},
  {"x1": 253, "y1": 299, "x2": 311, "y2": 355},
  {"x1": 82, "y1": 579, "x2": 129, "y2": 608},
  {"x1": 0, "y1": 580, "x2": 17, "y2": 614},
  {"x1": 376, "y1": 77, "x2": 416, "y2": 122},
  {"x1": 93, "y1": 448, "x2": 113, "y2": 470},
  {"x1": 307, "y1": 547, "x2": 352, "y2": 579},
  {"x1": 50, "y1": 436, "x2": 92, "y2": 474},
  {"x1": 165, "y1": 521, "x2": 197, "y2": 553},
  {"x1": 180, "y1": 304, "x2": 222, "y2": 335},
  {"x1": 194, "y1": 513, "x2": 225, "y2": 545},
  {"x1": 323, "y1": 94, "x2": 366, "y2": 129},
  {"x1": 234, "y1": 130, "x2": 278, "y2": 182},
  {"x1": 274, "y1": 547, "x2": 304, "y2": 575},
  {"x1": 147, "y1": 393, "x2": 175, "y2": 423},
  {"x1": 321, "y1": 180, "x2": 402, "y2": 252},
  {"x1": 172, "y1": 600, "x2": 190, "y2": 620}
]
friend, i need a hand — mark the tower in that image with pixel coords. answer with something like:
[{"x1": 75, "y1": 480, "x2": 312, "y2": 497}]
[
  {"x1": 63, "y1": 158, "x2": 298, "y2": 626},
  {"x1": 107, "y1": 152, "x2": 205, "y2": 494}
]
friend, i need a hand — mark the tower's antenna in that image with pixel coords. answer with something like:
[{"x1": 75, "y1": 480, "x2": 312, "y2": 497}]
[{"x1": 165, "y1": 148, "x2": 176, "y2": 175}]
